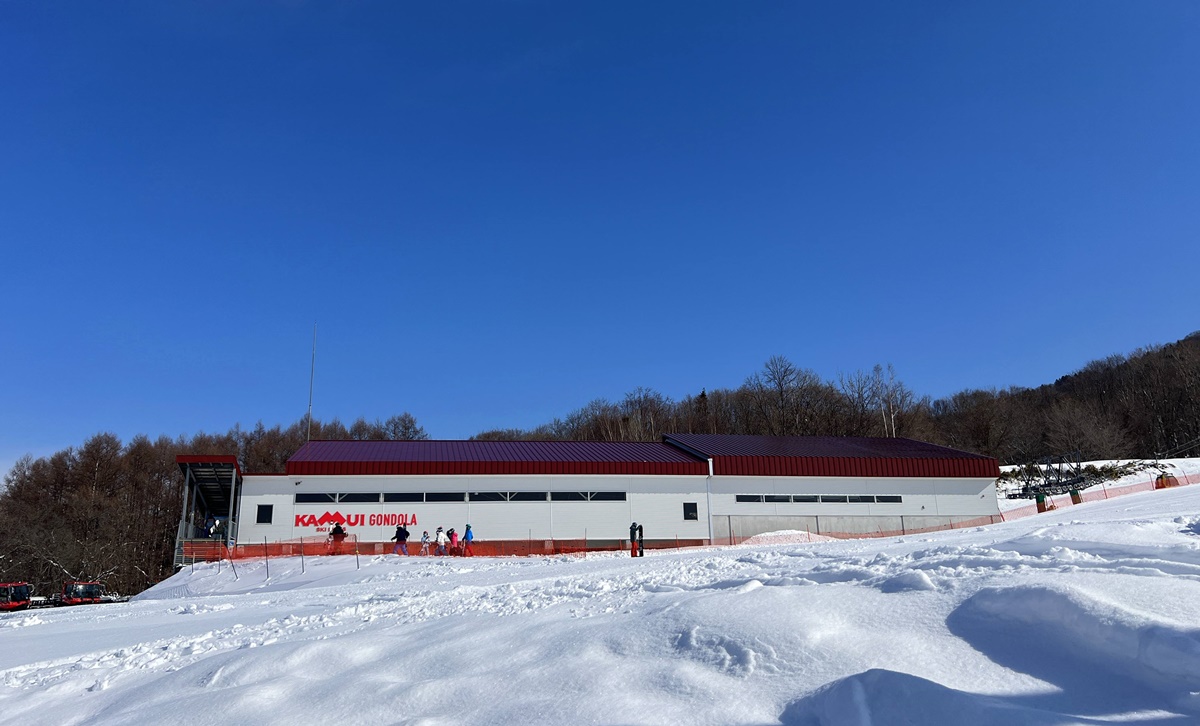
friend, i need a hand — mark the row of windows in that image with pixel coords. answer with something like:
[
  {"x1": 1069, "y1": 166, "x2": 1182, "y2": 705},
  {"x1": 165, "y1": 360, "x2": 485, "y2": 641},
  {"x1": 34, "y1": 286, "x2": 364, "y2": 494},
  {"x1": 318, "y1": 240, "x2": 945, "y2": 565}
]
[
  {"x1": 735, "y1": 494, "x2": 904, "y2": 504},
  {"x1": 261, "y1": 501, "x2": 699, "y2": 526},
  {"x1": 294, "y1": 491, "x2": 628, "y2": 504}
]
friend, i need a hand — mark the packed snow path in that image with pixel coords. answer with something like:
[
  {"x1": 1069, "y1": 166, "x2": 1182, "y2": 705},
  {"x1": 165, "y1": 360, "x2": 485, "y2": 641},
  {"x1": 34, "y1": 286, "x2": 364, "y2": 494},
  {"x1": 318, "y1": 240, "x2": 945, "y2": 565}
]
[{"x1": 4, "y1": 486, "x2": 1200, "y2": 725}]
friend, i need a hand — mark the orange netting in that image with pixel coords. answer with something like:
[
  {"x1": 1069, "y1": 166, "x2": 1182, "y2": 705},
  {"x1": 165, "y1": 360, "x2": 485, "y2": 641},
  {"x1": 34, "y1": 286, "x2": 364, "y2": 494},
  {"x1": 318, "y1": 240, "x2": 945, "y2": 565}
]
[
  {"x1": 1001, "y1": 471, "x2": 1195, "y2": 522},
  {"x1": 184, "y1": 536, "x2": 712, "y2": 562}
]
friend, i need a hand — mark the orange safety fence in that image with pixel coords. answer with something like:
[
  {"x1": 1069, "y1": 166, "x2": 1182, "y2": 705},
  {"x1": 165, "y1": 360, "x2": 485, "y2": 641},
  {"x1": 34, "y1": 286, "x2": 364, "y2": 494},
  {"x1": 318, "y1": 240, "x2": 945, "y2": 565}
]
[
  {"x1": 1001, "y1": 471, "x2": 1196, "y2": 522},
  {"x1": 184, "y1": 536, "x2": 712, "y2": 563}
]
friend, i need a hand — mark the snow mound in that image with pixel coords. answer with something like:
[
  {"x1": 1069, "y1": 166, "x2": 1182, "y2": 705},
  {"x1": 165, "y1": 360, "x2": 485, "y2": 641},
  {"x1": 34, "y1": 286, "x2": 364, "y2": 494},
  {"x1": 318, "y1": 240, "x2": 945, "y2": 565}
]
[
  {"x1": 741, "y1": 530, "x2": 834, "y2": 545},
  {"x1": 949, "y1": 584, "x2": 1200, "y2": 716},
  {"x1": 780, "y1": 668, "x2": 1066, "y2": 726}
]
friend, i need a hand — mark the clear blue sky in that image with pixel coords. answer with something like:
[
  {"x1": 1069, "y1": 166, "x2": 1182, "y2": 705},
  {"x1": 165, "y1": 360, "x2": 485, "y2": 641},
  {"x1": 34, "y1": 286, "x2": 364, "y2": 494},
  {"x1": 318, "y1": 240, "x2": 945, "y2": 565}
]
[{"x1": 3, "y1": 2, "x2": 1198, "y2": 473}]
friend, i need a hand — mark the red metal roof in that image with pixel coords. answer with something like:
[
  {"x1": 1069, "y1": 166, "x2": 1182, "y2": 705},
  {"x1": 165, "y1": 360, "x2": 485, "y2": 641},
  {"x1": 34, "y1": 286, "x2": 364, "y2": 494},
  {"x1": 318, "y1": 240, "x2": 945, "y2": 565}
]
[
  {"x1": 664, "y1": 434, "x2": 1000, "y2": 478},
  {"x1": 286, "y1": 440, "x2": 709, "y2": 476}
]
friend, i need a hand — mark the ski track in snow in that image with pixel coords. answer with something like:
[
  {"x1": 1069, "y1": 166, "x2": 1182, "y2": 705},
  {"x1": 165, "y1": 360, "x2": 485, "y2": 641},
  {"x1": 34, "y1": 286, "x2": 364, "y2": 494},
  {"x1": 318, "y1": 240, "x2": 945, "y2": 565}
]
[{"x1": 3, "y1": 475, "x2": 1200, "y2": 724}]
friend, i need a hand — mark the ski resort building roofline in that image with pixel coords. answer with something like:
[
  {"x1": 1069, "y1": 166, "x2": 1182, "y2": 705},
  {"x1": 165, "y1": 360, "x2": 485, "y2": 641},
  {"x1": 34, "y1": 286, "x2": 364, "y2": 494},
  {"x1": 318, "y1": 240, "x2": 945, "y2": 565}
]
[
  {"x1": 663, "y1": 434, "x2": 1000, "y2": 478},
  {"x1": 280, "y1": 435, "x2": 1000, "y2": 479},
  {"x1": 285, "y1": 439, "x2": 709, "y2": 476}
]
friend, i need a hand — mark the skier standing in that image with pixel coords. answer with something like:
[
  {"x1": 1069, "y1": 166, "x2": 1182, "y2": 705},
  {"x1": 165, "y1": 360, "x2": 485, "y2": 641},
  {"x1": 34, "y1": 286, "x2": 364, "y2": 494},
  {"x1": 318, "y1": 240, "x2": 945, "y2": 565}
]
[
  {"x1": 463, "y1": 524, "x2": 474, "y2": 556},
  {"x1": 390, "y1": 524, "x2": 410, "y2": 555}
]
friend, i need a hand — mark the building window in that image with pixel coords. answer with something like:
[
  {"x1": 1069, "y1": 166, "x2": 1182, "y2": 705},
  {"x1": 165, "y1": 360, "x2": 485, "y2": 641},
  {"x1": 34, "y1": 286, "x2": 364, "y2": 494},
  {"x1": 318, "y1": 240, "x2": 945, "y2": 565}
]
[
  {"x1": 820, "y1": 495, "x2": 848, "y2": 503},
  {"x1": 469, "y1": 492, "x2": 506, "y2": 502},
  {"x1": 792, "y1": 495, "x2": 819, "y2": 503},
  {"x1": 736, "y1": 495, "x2": 764, "y2": 503},
  {"x1": 295, "y1": 493, "x2": 336, "y2": 504},
  {"x1": 508, "y1": 492, "x2": 548, "y2": 501},
  {"x1": 425, "y1": 492, "x2": 466, "y2": 502},
  {"x1": 588, "y1": 491, "x2": 627, "y2": 501},
  {"x1": 764, "y1": 495, "x2": 790, "y2": 503},
  {"x1": 847, "y1": 495, "x2": 874, "y2": 503},
  {"x1": 256, "y1": 504, "x2": 273, "y2": 524},
  {"x1": 875, "y1": 495, "x2": 903, "y2": 503},
  {"x1": 550, "y1": 492, "x2": 588, "y2": 501},
  {"x1": 683, "y1": 502, "x2": 698, "y2": 520},
  {"x1": 384, "y1": 493, "x2": 423, "y2": 503},
  {"x1": 338, "y1": 492, "x2": 380, "y2": 503}
]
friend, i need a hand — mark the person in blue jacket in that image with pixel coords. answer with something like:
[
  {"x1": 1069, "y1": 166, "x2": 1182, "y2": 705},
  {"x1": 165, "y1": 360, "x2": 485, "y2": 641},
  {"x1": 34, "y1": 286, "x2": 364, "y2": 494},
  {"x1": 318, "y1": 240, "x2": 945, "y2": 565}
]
[{"x1": 463, "y1": 524, "x2": 474, "y2": 556}]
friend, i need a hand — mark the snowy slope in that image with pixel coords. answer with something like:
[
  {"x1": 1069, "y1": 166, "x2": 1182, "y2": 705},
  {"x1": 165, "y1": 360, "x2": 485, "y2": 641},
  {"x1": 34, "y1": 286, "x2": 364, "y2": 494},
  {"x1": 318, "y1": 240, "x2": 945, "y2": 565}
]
[{"x1": 4, "y1": 481, "x2": 1200, "y2": 725}]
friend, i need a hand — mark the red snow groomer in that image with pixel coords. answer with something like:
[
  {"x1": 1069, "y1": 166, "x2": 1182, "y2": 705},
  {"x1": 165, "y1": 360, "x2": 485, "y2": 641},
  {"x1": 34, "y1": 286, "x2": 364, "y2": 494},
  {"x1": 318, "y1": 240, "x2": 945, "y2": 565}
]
[
  {"x1": 1, "y1": 582, "x2": 32, "y2": 611},
  {"x1": 59, "y1": 581, "x2": 104, "y2": 606}
]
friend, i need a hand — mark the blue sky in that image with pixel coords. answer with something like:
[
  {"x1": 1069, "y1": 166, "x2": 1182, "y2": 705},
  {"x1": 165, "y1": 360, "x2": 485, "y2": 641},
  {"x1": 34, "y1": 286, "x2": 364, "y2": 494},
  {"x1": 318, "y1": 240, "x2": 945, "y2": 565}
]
[{"x1": 2, "y1": 2, "x2": 1198, "y2": 472}]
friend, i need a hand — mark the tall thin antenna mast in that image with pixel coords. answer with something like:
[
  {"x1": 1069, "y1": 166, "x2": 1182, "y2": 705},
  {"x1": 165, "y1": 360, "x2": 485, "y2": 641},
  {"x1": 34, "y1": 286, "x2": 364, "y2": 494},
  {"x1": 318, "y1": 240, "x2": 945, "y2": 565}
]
[{"x1": 307, "y1": 324, "x2": 317, "y2": 442}]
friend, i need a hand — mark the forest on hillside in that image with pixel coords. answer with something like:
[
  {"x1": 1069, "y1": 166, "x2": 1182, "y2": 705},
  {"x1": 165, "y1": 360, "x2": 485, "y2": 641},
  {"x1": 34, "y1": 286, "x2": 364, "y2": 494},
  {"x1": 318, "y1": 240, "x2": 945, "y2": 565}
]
[
  {"x1": 479, "y1": 333, "x2": 1200, "y2": 464},
  {"x1": 2, "y1": 335, "x2": 1198, "y2": 595}
]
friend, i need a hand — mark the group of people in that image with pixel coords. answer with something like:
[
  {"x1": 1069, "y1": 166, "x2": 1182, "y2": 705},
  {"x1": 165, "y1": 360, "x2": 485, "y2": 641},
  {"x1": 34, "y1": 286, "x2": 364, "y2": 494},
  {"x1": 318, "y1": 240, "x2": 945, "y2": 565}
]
[
  {"x1": 390, "y1": 524, "x2": 474, "y2": 556},
  {"x1": 326, "y1": 521, "x2": 644, "y2": 557}
]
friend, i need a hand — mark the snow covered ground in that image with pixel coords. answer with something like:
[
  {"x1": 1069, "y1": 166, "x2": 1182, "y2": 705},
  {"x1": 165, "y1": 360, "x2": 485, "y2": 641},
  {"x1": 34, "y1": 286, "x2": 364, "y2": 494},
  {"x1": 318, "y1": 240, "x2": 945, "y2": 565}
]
[{"x1": 5, "y1": 474, "x2": 1200, "y2": 724}]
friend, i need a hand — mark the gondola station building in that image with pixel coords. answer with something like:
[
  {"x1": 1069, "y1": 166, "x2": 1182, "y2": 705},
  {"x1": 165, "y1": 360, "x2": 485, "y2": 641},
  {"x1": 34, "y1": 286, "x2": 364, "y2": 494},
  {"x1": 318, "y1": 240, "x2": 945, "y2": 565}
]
[{"x1": 176, "y1": 434, "x2": 1002, "y2": 556}]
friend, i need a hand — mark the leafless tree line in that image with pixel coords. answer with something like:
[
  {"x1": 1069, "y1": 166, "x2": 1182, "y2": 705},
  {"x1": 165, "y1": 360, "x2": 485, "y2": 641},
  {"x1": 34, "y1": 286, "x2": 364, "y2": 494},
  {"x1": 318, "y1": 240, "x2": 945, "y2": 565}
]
[
  {"x1": 0, "y1": 414, "x2": 426, "y2": 595},
  {"x1": 478, "y1": 334, "x2": 1200, "y2": 466},
  {"x1": 475, "y1": 358, "x2": 931, "y2": 444}
]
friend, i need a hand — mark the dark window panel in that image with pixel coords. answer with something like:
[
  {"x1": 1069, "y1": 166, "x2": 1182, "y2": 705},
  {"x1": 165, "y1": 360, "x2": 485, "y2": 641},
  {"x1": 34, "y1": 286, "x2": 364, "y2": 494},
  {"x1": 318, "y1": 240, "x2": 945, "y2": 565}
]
[
  {"x1": 469, "y1": 492, "x2": 506, "y2": 502},
  {"x1": 256, "y1": 504, "x2": 273, "y2": 524},
  {"x1": 588, "y1": 491, "x2": 627, "y2": 501},
  {"x1": 384, "y1": 493, "x2": 423, "y2": 503},
  {"x1": 508, "y1": 492, "x2": 548, "y2": 502},
  {"x1": 425, "y1": 492, "x2": 466, "y2": 502},
  {"x1": 338, "y1": 493, "x2": 381, "y2": 503},
  {"x1": 295, "y1": 493, "x2": 336, "y2": 504},
  {"x1": 550, "y1": 492, "x2": 588, "y2": 501},
  {"x1": 683, "y1": 502, "x2": 698, "y2": 521}
]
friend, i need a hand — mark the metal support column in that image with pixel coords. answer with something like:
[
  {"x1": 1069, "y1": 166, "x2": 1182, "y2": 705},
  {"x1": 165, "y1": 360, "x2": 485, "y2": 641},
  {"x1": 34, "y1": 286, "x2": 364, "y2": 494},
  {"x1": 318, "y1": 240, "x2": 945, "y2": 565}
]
[
  {"x1": 225, "y1": 466, "x2": 239, "y2": 546},
  {"x1": 180, "y1": 467, "x2": 194, "y2": 538},
  {"x1": 188, "y1": 467, "x2": 199, "y2": 537}
]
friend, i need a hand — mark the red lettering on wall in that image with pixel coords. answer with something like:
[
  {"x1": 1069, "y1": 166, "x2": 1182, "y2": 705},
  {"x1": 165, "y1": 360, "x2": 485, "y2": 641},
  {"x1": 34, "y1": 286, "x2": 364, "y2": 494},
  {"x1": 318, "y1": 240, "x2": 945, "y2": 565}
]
[{"x1": 293, "y1": 511, "x2": 420, "y2": 528}]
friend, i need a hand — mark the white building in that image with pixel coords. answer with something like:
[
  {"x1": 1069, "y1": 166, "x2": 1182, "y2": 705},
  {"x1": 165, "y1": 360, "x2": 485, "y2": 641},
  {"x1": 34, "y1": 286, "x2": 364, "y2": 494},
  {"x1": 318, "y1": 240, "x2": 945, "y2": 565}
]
[{"x1": 176, "y1": 435, "x2": 1001, "y2": 559}]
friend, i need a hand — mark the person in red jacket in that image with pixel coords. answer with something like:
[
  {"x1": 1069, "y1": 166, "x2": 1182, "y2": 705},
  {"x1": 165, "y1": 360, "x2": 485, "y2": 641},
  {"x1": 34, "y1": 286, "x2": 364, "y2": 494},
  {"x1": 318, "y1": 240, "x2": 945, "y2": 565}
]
[{"x1": 448, "y1": 528, "x2": 460, "y2": 556}]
